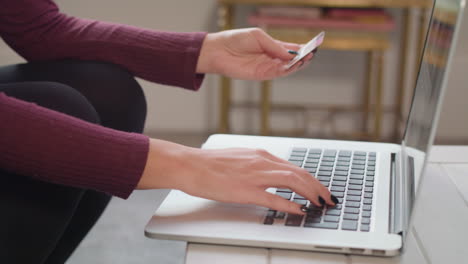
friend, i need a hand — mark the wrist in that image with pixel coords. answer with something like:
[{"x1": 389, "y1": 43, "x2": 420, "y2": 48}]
[
  {"x1": 137, "y1": 138, "x2": 197, "y2": 190},
  {"x1": 196, "y1": 33, "x2": 219, "y2": 74}
]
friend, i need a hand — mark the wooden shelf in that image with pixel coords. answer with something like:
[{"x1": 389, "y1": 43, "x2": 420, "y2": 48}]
[
  {"x1": 219, "y1": 0, "x2": 431, "y2": 8},
  {"x1": 266, "y1": 28, "x2": 390, "y2": 51}
]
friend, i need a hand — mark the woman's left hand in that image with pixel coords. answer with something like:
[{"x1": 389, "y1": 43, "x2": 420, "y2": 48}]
[{"x1": 196, "y1": 28, "x2": 314, "y2": 80}]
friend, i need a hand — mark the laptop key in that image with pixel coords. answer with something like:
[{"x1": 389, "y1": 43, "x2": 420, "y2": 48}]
[
  {"x1": 347, "y1": 190, "x2": 362, "y2": 196},
  {"x1": 304, "y1": 222, "x2": 339, "y2": 229},
  {"x1": 353, "y1": 156, "x2": 366, "y2": 160},
  {"x1": 362, "y1": 211, "x2": 372, "y2": 218},
  {"x1": 317, "y1": 171, "x2": 332, "y2": 177},
  {"x1": 354, "y1": 151, "x2": 366, "y2": 156},
  {"x1": 276, "y1": 188, "x2": 292, "y2": 193},
  {"x1": 317, "y1": 176, "x2": 331, "y2": 182},
  {"x1": 344, "y1": 207, "x2": 360, "y2": 214},
  {"x1": 361, "y1": 224, "x2": 370, "y2": 232},
  {"x1": 285, "y1": 214, "x2": 304, "y2": 226},
  {"x1": 366, "y1": 171, "x2": 375, "y2": 176},
  {"x1": 350, "y1": 174, "x2": 364, "y2": 180},
  {"x1": 345, "y1": 202, "x2": 360, "y2": 208},
  {"x1": 346, "y1": 196, "x2": 361, "y2": 202},
  {"x1": 366, "y1": 176, "x2": 374, "y2": 182},
  {"x1": 308, "y1": 148, "x2": 322, "y2": 154},
  {"x1": 363, "y1": 199, "x2": 373, "y2": 205},
  {"x1": 339, "y1": 150, "x2": 352, "y2": 157},
  {"x1": 364, "y1": 193, "x2": 373, "y2": 199},
  {"x1": 363, "y1": 205, "x2": 372, "y2": 211},
  {"x1": 348, "y1": 184, "x2": 363, "y2": 190},
  {"x1": 294, "y1": 194, "x2": 306, "y2": 199},
  {"x1": 350, "y1": 169, "x2": 365, "y2": 175},
  {"x1": 349, "y1": 179, "x2": 363, "y2": 185},
  {"x1": 361, "y1": 218, "x2": 371, "y2": 224},
  {"x1": 304, "y1": 216, "x2": 321, "y2": 223},
  {"x1": 275, "y1": 212, "x2": 286, "y2": 219},
  {"x1": 333, "y1": 176, "x2": 347, "y2": 182},
  {"x1": 323, "y1": 150, "x2": 337, "y2": 157},
  {"x1": 351, "y1": 165, "x2": 365, "y2": 170},
  {"x1": 364, "y1": 187, "x2": 373, "y2": 193},
  {"x1": 325, "y1": 209, "x2": 342, "y2": 216},
  {"x1": 335, "y1": 166, "x2": 349, "y2": 171},
  {"x1": 334, "y1": 171, "x2": 348, "y2": 176},
  {"x1": 352, "y1": 160, "x2": 366, "y2": 165},
  {"x1": 320, "y1": 161, "x2": 334, "y2": 167},
  {"x1": 331, "y1": 191, "x2": 344, "y2": 198},
  {"x1": 343, "y1": 214, "x2": 359, "y2": 220},
  {"x1": 319, "y1": 166, "x2": 333, "y2": 171},
  {"x1": 277, "y1": 192, "x2": 292, "y2": 200},
  {"x1": 308, "y1": 154, "x2": 321, "y2": 159},
  {"x1": 331, "y1": 186, "x2": 345, "y2": 192},
  {"x1": 368, "y1": 161, "x2": 376, "y2": 166},
  {"x1": 338, "y1": 157, "x2": 351, "y2": 162},
  {"x1": 264, "y1": 217, "x2": 274, "y2": 225},
  {"x1": 306, "y1": 168, "x2": 317, "y2": 174},
  {"x1": 365, "y1": 182, "x2": 374, "y2": 187},
  {"x1": 304, "y1": 162, "x2": 318, "y2": 168},
  {"x1": 322, "y1": 157, "x2": 336, "y2": 162},
  {"x1": 368, "y1": 156, "x2": 376, "y2": 162},
  {"x1": 342, "y1": 221, "x2": 358, "y2": 231},
  {"x1": 324, "y1": 215, "x2": 340, "y2": 222},
  {"x1": 367, "y1": 166, "x2": 375, "y2": 171},
  {"x1": 332, "y1": 181, "x2": 346, "y2": 187},
  {"x1": 337, "y1": 162, "x2": 350, "y2": 166}
]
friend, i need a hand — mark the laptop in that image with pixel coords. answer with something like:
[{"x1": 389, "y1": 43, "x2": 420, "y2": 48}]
[{"x1": 145, "y1": 0, "x2": 466, "y2": 256}]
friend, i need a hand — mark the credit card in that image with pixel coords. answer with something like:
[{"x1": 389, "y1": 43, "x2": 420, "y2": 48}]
[{"x1": 286, "y1": 31, "x2": 325, "y2": 69}]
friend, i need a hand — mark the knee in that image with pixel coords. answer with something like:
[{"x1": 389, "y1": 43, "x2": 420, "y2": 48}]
[
  {"x1": 60, "y1": 61, "x2": 147, "y2": 133},
  {"x1": 3, "y1": 81, "x2": 100, "y2": 124}
]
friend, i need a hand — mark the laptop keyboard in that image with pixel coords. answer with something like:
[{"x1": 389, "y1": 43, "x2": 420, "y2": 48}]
[{"x1": 263, "y1": 147, "x2": 376, "y2": 232}]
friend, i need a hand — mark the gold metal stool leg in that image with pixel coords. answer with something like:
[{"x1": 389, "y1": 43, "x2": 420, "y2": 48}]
[
  {"x1": 219, "y1": 77, "x2": 231, "y2": 133},
  {"x1": 373, "y1": 51, "x2": 384, "y2": 141},
  {"x1": 362, "y1": 51, "x2": 373, "y2": 139},
  {"x1": 260, "y1": 80, "x2": 271, "y2": 136}
]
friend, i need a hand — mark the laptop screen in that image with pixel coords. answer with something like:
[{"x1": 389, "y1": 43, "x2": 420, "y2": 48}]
[
  {"x1": 401, "y1": 0, "x2": 465, "y2": 236},
  {"x1": 403, "y1": 0, "x2": 464, "y2": 153}
]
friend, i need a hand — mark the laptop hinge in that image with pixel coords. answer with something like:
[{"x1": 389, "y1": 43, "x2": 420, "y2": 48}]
[{"x1": 389, "y1": 152, "x2": 404, "y2": 236}]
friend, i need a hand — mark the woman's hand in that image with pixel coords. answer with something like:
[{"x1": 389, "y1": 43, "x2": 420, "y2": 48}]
[
  {"x1": 138, "y1": 139, "x2": 335, "y2": 215},
  {"x1": 196, "y1": 28, "x2": 314, "y2": 81}
]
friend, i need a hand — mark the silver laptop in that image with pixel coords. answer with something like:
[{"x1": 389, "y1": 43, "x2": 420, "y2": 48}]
[{"x1": 145, "y1": 0, "x2": 466, "y2": 256}]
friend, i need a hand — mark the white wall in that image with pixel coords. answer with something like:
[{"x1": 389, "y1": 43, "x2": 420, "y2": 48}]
[{"x1": 0, "y1": 0, "x2": 466, "y2": 142}]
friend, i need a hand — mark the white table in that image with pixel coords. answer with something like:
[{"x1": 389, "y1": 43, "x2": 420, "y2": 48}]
[{"x1": 184, "y1": 146, "x2": 468, "y2": 264}]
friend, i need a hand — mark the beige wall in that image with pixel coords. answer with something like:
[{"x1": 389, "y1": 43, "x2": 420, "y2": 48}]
[{"x1": 0, "y1": 0, "x2": 466, "y2": 143}]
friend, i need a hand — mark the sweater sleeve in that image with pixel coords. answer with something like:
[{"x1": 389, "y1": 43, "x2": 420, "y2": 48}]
[
  {"x1": 0, "y1": 92, "x2": 149, "y2": 199},
  {"x1": 0, "y1": 0, "x2": 206, "y2": 90}
]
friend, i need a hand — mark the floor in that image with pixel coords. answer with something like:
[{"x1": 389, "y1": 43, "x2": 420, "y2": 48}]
[{"x1": 67, "y1": 133, "x2": 208, "y2": 264}]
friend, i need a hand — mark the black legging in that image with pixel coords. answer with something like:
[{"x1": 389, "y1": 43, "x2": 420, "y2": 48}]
[{"x1": 0, "y1": 60, "x2": 147, "y2": 264}]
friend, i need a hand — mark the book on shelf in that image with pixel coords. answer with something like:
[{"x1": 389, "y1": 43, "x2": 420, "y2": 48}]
[
  {"x1": 250, "y1": 7, "x2": 394, "y2": 32},
  {"x1": 248, "y1": 15, "x2": 395, "y2": 32},
  {"x1": 257, "y1": 6, "x2": 322, "y2": 19}
]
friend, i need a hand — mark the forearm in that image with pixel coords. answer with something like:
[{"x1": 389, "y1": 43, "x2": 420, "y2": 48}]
[
  {"x1": 0, "y1": 93, "x2": 149, "y2": 198},
  {"x1": 0, "y1": 0, "x2": 206, "y2": 90}
]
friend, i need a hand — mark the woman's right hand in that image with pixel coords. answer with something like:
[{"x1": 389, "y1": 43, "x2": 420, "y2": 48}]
[{"x1": 137, "y1": 139, "x2": 335, "y2": 215}]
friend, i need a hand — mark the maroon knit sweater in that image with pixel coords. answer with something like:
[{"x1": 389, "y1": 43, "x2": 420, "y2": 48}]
[{"x1": 0, "y1": 0, "x2": 207, "y2": 198}]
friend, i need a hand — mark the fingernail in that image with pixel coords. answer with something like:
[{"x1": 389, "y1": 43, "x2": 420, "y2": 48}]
[
  {"x1": 318, "y1": 196, "x2": 325, "y2": 206},
  {"x1": 331, "y1": 194, "x2": 339, "y2": 205},
  {"x1": 300, "y1": 205, "x2": 309, "y2": 213},
  {"x1": 288, "y1": 50, "x2": 299, "y2": 55}
]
